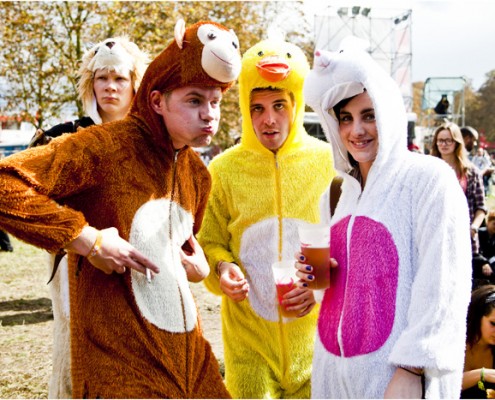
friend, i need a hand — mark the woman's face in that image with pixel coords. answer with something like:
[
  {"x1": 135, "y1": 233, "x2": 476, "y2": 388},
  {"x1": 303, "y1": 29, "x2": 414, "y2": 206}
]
[
  {"x1": 338, "y1": 91, "x2": 378, "y2": 174},
  {"x1": 436, "y1": 129, "x2": 456, "y2": 157},
  {"x1": 480, "y1": 308, "x2": 495, "y2": 346},
  {"x1": 93, "y1": 68, "x2": 134, "y2": 123}
]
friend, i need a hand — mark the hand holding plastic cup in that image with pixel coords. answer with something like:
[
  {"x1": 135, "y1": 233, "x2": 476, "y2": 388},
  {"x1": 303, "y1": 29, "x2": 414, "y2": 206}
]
[
  {"x1": 272, "y1": 260, "x2": 301, "y2": 318},
  {"x1": 298, "y1": 223, "x2": 331, "y2": 289}
]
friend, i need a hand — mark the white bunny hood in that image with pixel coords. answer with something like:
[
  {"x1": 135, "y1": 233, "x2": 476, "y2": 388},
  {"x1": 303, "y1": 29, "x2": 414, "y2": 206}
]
[
  {"x1": 304, "y1": 37, "x2": 408, "y2": 175},
  {"x1": 304, "y1": 38, "x2": 472, "y2": 400}
]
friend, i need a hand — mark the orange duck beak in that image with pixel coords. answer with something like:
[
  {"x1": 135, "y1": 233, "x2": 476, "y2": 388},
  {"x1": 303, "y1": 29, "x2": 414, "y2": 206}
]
[{"x1": 256, "y1": 56, "x2": 291, "y2": 82}]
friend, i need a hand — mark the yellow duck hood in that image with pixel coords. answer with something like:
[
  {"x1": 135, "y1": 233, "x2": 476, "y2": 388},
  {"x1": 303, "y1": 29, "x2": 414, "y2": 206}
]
[{"x1": 238, "y1": 39, "x2": 310, "y2": 155}]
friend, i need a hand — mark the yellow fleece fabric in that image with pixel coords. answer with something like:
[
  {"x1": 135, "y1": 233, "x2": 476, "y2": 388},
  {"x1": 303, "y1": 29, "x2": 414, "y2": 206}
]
[{"x1": 198, "y1": 39, "x2": 336, "y2": 398}]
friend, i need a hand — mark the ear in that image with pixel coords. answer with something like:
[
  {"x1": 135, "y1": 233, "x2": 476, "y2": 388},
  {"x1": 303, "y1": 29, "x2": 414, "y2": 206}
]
[
  {"x1": 174, "y1": 19, "x2": 186, "y2": 49},
  {"x1": 150, "y1": 90, "x2": 164, "y2": 115}
]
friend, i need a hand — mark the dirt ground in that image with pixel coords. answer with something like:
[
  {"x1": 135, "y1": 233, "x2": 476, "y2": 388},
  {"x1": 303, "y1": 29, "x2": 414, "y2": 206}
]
[{"x1": 190, "y1": 279, "x2": 224, "y2": 363}]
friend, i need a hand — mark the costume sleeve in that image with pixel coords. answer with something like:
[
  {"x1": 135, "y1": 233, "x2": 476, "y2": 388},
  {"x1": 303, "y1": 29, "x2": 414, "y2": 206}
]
[
  {"x1": 388, "y1": 167, "x2": 472, "y2": 372},
  {"x1": 0, "y1": 128, "x2": 109, "y2": 252},
  {"x1": 198, "y1": 165, "x2": 235, "y2": 296}
]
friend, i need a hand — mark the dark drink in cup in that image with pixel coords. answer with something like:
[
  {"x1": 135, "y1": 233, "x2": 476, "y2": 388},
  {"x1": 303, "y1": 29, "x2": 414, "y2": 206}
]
[
  {"x1": 301, "y1": 245, "x2": 330, "y2": 289},
  {"x1": 298, "y1": 224, "x2": 331, "y2": 290}
]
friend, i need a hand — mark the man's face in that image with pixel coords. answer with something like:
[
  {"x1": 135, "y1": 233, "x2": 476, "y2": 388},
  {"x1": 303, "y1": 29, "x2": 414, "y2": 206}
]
[
  {"x1": 151, "y1": 86, "x2": 222, "y2": 149},
  {"x1": 250, "y1": 89, "x2": 294, "y2": 152},
  {"x1": 463, "y1": 134, "x2": 475, "y2": 152},
  {"x1": 93, "y1": 68, "x2": 134, "y2": 123}
]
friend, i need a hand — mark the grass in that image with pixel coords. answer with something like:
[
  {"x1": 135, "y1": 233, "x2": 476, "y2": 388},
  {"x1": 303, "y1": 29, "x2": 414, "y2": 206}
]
[{"x1": 0, "y1": 237, "x2": 52, "y2": 399}]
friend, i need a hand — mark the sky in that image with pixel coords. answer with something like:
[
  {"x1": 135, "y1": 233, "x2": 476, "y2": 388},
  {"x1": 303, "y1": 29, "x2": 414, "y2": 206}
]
[{"x1": 301, "y1": 0, "x2": 495, "y2": 90}]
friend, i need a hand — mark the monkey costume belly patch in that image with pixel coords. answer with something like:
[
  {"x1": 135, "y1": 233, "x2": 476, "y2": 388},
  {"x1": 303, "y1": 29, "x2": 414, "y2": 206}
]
[{"x1": 130, "y1": 199, "x2": 197, "y2": 332}]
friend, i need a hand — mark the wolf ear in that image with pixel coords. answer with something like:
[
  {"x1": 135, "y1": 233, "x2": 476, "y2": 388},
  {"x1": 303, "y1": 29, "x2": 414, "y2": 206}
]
[{"x1": 174, "y1": 19, "x2": 186, "y2": 49}]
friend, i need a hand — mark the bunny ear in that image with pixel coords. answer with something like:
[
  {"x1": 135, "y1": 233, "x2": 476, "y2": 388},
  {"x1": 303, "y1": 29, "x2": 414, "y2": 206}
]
[{"x1": 174, "y1": 19, "x2": 186, "y2": 49}]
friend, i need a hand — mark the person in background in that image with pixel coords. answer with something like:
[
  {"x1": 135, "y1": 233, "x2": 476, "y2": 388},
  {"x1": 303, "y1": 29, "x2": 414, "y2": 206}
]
[
  {"x1": 29, "y1": 36, "x2": 149, "y2": 147},
  {"x1": 461, "y1": 285, "x2": 495, "y2": 398},
  {"x1": 473, "y1": 210, "x2": 495, "y2": 288},
  {"x1": 430, "y1": 122, "x2": 487, "y2": 267},
  {"x1": 434, "y1": 94, "x2": 450, "y2": 116},
  {"x1": 0, "y1": 229, "x2": 13, "y2": 252},
  {"x1": 28, "y1": 36, "x2": 149, "y2": 399},
  {"x1": 0, "y1": 20, "x2": 241, "y2": 398},
  {"x1": 198, "y1": 39, "x2": 335, "y2": 398},
  {"x1": 472, "y1": 147, "x2": 495, "y2": 196},
  {"x1": 299, "y1": 38, "x2": 471, "y2": 398},
  {"x1": 462, "y1": 125, "x2": 479, "y2": 159}
]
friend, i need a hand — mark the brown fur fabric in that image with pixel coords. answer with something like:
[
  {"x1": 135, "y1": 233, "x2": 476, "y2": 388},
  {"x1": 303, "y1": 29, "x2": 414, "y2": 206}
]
[{"x1": 0, "y1": 20, "x2": 236, "y2": 398}]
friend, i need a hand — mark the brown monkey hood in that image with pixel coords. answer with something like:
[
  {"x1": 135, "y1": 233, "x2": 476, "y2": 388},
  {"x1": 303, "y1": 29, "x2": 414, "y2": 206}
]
[{"x1": 130, "y1": 20, "x2": 241, "y2": 155}]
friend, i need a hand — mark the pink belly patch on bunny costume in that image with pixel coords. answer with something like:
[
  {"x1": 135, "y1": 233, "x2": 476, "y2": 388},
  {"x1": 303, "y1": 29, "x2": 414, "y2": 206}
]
[{"x1": 318, "y1": 215, "x2": 398, "y2": 356}]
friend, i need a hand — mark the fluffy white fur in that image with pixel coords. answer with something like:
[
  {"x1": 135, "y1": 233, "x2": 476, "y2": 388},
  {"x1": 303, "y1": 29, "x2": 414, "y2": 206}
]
[
  {"x1": 304, "y1": 38, "x2": 472, "y2": 398},
  {"x1": 48, "y1": 255, "x2": 71, "y2": 399},
  {"x1": 239, "y1": 217, "x2": 301, "y2": 321},
  {"x1": 130, "y1": 199, "x2": 197, "y2": 332}
]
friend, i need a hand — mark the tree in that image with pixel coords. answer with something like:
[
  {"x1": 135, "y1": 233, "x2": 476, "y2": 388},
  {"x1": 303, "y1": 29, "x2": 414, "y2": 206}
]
[
  {"x1": 465, "y1": 70, "x2": 495, "y2": 143},
  {"x1": 0, "y1": 1, "x2": 104, "y2": 129},
  {"x1": 0, "y1": 1, "x2": 313, "y2": 148}
]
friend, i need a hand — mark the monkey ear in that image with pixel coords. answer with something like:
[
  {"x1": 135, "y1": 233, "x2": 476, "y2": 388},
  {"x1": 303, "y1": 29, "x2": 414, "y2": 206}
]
[{"x1": 174, "y1": 19, "x2": 186, "y2": 49}]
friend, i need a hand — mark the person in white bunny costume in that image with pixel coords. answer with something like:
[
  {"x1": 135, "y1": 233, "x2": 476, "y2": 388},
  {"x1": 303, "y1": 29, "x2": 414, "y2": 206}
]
[{"x1": 299, "y1": 38, "x2": 473, "y2": 398}]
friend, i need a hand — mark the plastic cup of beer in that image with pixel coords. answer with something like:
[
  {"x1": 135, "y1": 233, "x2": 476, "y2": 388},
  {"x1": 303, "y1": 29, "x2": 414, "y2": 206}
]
[
  {"x1": 298, "y1": 223, "x2": 330, "y2": 289},
  {"x1": 272, "y1": 260, "x2": 300, "y2": 318}
]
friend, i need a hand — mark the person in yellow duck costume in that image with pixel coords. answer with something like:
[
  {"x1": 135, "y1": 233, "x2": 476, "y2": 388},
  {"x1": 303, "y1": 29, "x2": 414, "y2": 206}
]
[{"x1": 198, "y1": 39, "x2": 336, "y2": 398}]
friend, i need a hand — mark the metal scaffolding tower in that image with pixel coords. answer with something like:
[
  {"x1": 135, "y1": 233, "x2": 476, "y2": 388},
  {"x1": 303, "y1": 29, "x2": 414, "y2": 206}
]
[{"x1": 314, "y1": 5, "x2": 413, "y2": 111}]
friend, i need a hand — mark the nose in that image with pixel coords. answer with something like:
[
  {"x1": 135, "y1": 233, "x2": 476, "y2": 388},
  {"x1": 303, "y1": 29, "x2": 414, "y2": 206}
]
[
  {"x1": 105, "y1": 78, "x2": 117, "y2": 92},
  {"x1": 351, "y1": 119, "x2": 365, "y2": 135},
  {"x1": 263, "y1": 109, "x2": 276, "y2": 126},
  {"x1": 200, "y1": 103, "x2": 216, "y2": 122}
]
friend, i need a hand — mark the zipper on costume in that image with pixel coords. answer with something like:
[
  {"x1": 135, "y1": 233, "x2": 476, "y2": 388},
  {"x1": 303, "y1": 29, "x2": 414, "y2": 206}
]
[
  {"x1": 169, "y1": 149, "x2": 190, "y2": 390},
  {"x1": 274, "y1": 152, "x2": 290, "y2": 382},
  {"x1": 337, "y1": 182, "x2": 361, "y2": 357},
  {"x1": 275, "y1": 153, "x2": 283, "y2": 260}
]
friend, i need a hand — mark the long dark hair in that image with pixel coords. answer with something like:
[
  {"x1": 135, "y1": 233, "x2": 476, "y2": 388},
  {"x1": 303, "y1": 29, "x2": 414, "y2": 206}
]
[{"x1": 467, "y1": 285, "x2": 495, "y2": 347}]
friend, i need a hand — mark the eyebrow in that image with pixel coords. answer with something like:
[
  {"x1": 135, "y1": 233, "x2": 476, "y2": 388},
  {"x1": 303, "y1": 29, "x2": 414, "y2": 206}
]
[
  {"x1": 184, "y1": 90, "x2": 221, "y2": 101},
  {"x1": 340, "y1": 107, "x2": 374, "y2": 115},
  {"x1": 250, "y1": 98, "x2": 289, "y2": 107}
]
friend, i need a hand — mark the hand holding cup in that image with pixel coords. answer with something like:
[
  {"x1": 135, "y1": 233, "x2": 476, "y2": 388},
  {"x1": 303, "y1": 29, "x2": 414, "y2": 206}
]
[{"x1": 297, "y1": 223, "x2": 331, "y2": 289}]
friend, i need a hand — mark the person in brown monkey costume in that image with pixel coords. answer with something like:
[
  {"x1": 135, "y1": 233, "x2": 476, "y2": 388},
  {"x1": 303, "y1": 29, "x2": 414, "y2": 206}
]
[{"x1": 0, "y1": 19, "x2": 241, "y2": 399}]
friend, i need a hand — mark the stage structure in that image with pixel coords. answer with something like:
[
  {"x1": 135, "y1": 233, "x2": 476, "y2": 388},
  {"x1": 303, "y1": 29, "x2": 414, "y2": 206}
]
[{"x1": 314, "y1": 5, "x2": 413, "y2": 111}]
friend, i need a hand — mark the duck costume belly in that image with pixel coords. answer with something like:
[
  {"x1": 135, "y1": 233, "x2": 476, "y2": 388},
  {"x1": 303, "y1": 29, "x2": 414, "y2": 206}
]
[
  {"x1": 198, "y1": 40, "x2": 335, "y2": 398},
  {"x1": 0, "y1": 20, "x2": 241, "y2": 399},
  {"x1": 303, "y1": 39, "x2": 472, "y2": 398}
]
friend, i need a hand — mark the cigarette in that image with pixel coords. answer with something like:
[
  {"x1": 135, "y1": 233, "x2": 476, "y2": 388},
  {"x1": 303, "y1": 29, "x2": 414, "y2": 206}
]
[{"x1": 146, "y1": 268, "x2": 151, "y2": 283}]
